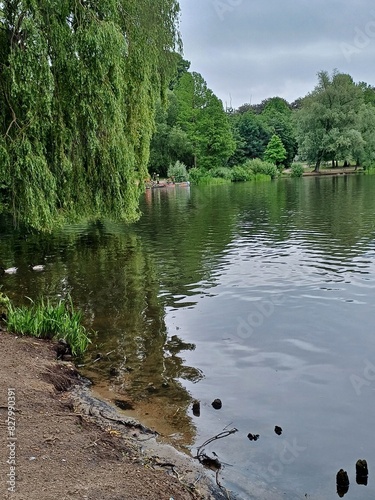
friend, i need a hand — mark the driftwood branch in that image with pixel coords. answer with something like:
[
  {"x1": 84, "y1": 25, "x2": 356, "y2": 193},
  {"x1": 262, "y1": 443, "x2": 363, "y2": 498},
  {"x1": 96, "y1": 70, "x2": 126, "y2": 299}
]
[{"x1": 194, "y1": 427, "x2": 238, "y2": 499}]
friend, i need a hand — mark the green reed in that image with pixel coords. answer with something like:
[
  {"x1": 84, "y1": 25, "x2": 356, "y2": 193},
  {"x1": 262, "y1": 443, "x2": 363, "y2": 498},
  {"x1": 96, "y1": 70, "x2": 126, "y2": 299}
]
[{"x1": 4, "y1": 295, "x2": 92, "y2": 356}]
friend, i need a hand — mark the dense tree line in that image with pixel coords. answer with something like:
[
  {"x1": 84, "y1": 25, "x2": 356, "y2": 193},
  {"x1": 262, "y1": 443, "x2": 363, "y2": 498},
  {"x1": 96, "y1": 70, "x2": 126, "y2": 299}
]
[
  {"x1": 0, "y1": 0, "x2": 180, "y2": 229},
  {"x1": 149, "y1": 67, "x2": 375, "y2": 177}
]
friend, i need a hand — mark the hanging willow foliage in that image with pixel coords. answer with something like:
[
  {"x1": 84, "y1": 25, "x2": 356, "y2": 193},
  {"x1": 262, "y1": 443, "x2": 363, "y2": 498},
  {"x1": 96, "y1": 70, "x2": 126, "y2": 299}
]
[{"x1": 0, "y1": 0, "x2": 181, "y2": 229}]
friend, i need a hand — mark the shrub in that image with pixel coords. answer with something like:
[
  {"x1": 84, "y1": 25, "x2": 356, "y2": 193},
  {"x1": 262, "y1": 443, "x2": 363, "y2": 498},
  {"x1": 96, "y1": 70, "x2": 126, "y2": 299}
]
[
  {"x1": 167, "y1": 161, "x2": 189, "y2": 182},
  {"x1": 208, "y1": 167, "x2": 233, "y2": 180},
  {"x1": 290, "y1": 162, "x2": 305, "y2": 177},
  {"x1": 245, "y1": 158, "x2": 278, "y2": 179},
  {"x1": 188, "y1": 167, "x2": 228, "y2": 184},
  {"x1": 231, "y1": 165, "x2": 254, "y2": 182},
  {"x1": 4, "y1": 295, "x2": 92, "y2": 355}
]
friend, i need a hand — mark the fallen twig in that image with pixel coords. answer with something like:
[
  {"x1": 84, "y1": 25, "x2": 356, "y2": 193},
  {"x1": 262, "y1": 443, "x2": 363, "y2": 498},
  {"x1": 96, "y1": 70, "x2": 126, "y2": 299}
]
[
  {"x1": 195, "y1": 428, "x2": 238, "y2": 457},
  {"x1": 195, "y1": 428, "x2": 237, "y2": 500}
]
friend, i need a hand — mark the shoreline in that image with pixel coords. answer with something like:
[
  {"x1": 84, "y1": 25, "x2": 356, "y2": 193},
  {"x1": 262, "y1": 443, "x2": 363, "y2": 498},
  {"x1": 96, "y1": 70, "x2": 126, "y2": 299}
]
[{"x1": 0, "y1": 331, "x2": 225, "y2": 500}]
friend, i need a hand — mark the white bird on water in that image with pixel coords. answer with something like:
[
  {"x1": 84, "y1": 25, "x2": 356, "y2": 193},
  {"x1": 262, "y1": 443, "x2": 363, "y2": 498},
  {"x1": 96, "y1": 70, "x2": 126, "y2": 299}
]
[
  {"x1": 31, "y1": 265, "x2": 45, "y2": 271},
  {"x1": 1, "y1": 267, "x2": 18, "y2": 274}
]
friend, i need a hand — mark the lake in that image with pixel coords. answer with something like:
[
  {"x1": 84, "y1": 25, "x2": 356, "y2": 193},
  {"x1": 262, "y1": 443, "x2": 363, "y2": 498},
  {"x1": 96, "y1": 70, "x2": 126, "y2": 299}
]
[{"x1": 1, "y1": 174, "x2": 375, "y2": 499}]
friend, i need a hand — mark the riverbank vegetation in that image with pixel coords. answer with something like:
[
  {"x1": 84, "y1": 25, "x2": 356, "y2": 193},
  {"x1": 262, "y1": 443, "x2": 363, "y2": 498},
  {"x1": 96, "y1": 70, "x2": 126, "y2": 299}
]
[
  {"x1": 148, "y1": 64, "x2": 375, "y2": 185},
  {"x1": 1, "y1": 3, "x2": 375, "y2": 229},
  {"x1": 0, "y1": 292, "x2": 92, "y2": 355}
]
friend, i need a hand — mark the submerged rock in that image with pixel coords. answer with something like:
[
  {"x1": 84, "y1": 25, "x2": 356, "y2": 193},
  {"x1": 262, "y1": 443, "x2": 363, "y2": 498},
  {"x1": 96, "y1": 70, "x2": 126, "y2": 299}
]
[
  {"x1": 356, "y1": 459, "x2": 368, "y2": 477},
  {"x1": 247, "y1": 433, "x2": 260, "y2": 441},
  {"x1": 274, "y1": 426, "x2": 282, "y2": 436},
  {"x1": 114, "y1": 399, "x2": 134, "y2": 411},
  {"x1": 336, "y1": 469, "x2": 350, "y2": 497},
  {"x1": 192, "y1": 400, "x2": 200, "y2": 417},
  {"x1": 211, "y1": 399, "x2": 222, "y2": 410},
  {"x1": 336, "y1": 469, "x2": 349, "y2": 487},
  {"x1": 356, "y1": 459, "x2": 368, "y2": 485}
]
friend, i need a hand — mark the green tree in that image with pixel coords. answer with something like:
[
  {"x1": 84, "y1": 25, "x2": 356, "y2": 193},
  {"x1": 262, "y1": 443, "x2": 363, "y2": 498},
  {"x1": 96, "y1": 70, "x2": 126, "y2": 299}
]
[
  {"x1": 295, "y1": 70, "x2": 364, "y2": 171},
  {"x1": 0, "y1": 1, "x2": 180, "y2": 229},
  {"x1": 263, "y1": 134, "x2": 287, "y2": 167},
  {"x1": 174, "y1": 71, "x2": 235, "y2": 169},
  {"x1": 148, "y1": 95, "x2": 193, "y2": 177},
  {"x1": 229, "y1": 111, "x2": 271, "y2": 164}
]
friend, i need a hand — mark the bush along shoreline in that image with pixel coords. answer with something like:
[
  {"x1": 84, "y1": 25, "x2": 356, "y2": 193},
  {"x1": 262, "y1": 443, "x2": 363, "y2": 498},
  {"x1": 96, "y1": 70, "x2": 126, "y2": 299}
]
[{"x1": 0, "y1": 292, "x2": 92, "y2": 356}]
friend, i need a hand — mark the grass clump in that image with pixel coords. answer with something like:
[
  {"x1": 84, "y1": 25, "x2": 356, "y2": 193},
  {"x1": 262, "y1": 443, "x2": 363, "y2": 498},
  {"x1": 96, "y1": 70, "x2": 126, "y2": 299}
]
[{"x1": 4, "y1": 295, "x2": 92, "y2": 355}]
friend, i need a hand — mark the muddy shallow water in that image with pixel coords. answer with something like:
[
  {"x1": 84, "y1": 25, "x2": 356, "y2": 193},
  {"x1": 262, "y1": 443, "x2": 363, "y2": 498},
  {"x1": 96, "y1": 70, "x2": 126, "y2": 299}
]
[{"x1": 1, "y1": 176, "x2": 375, "y2": 499}]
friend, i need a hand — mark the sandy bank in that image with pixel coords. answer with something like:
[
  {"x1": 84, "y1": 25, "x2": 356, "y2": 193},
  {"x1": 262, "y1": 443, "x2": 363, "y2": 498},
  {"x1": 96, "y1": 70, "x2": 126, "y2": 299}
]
[{"x1": 0, "y1": 331, "x2": 224, "y2": 500}]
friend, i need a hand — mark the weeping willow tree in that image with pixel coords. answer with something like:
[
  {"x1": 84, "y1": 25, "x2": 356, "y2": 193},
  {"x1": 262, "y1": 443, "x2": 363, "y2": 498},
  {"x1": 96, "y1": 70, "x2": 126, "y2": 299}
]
[{"x1": 0, "y1": 0, "x2": 181, "y2": 229}]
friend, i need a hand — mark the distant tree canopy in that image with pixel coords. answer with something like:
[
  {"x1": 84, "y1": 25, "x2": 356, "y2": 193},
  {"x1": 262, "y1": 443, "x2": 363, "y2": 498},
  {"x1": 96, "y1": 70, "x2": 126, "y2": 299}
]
[
  {"x1": 295, "y1": 70, "x2": 372, "y2": 171},
  {"x1": 149, "y1": 65, "x2": 235, "y2": 173},
  {"x1": 0, "y1": 0, "x2": 181, "y2": 229}
]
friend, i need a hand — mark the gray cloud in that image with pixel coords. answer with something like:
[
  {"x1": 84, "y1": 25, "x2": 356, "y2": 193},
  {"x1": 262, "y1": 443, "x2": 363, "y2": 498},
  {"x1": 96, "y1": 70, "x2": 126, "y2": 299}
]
[{"x1": 178, "y1": 0, "x2": 375, "y2": 107}]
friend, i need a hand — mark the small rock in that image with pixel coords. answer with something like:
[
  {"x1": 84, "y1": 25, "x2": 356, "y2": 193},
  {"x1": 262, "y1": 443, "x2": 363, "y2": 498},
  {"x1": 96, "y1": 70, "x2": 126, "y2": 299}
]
[
  {"x1": 247, "y1": 433, "x2": 260, "y2": 441},
  {"x1": 356, "y1": 474, "x2": 368, "y2": 486},
  {"x1": 192, "y1": 400, "x2": 200, "y2": 417},
  {"x1": 211, "y1": 398, "x2": 222, "y2": 410},
  {"x1": 114, "y1": 399, "x2": 134, "y2": 411},
  {"x1": 336, "y1": 469, "x2": 349, "y2": 487},
  {"x1": 356, "y1": 459, "x2": 368, "y2": 477},
  {"x1": 274, "y1": 426, "x2": 282, "y2": 436}
]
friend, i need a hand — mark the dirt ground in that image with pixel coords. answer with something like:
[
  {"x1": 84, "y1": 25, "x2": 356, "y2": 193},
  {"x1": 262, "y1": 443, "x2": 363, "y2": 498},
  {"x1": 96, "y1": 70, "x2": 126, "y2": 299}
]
[{"x1": 0, "y1": 331, "x2": 221, "y2": 500}]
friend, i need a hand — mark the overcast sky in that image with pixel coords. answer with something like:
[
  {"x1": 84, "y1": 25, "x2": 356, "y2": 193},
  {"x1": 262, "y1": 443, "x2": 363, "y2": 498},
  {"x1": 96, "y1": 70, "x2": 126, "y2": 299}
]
[{"x1": 178, "y1": 0, "x2": 375, "y2": 109}]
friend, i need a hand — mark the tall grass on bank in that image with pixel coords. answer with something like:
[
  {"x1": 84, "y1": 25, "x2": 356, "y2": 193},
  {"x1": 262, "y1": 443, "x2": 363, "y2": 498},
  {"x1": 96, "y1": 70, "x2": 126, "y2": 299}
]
[{"x1": 2, "y1": 294, "x2": 92, "y2": 355}]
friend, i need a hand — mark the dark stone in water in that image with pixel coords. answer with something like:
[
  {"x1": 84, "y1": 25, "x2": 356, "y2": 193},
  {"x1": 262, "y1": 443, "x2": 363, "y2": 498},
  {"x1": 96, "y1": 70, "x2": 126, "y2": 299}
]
[
  {"x1": 336, "y1": 469, "x2": 350, "y2": 497},
  {"x1": 356, "y1": 474, "x2": 368, "y2": 486},
  {"x1": 211, "y1": 398, "x2": 222, "y2": 410},
  {"x1": 336, "y1": 469, "x2": 350, "y2": 487},
  {"x1": 247, "y1": 433, "x2": 260, "y2": 441},
  {"x1": 114, "y1": 399, "x2": 134, "y2": 410},
  {"x1": 274, "y1": 426, "x2": 282, "y2": 436},
  {"x1": 192, "y1": 400, "x2": 200, "y2": 417},
  {"x1": 336, "y1": 484, "x2": 349, "y2": 497},
  {"x1": 356, "y1": 459, "x2": 368, "y2": 477}
]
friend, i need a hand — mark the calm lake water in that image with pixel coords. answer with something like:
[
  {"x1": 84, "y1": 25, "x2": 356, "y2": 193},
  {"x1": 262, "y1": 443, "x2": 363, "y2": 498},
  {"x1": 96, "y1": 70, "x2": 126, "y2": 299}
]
[{"x1": 1, "y1": 175, "x2": 375, "y2": 499}]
